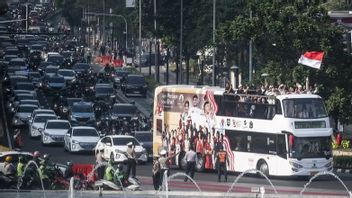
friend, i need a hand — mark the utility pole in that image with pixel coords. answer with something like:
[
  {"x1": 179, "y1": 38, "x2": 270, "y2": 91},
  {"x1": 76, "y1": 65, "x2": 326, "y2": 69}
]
[
  {"x1": 87, "y1": 1, "x2": 90, "y2": 49},
  {"x1": 212, "y1": 0, "x2": 216, "y2": 86},
  {"x1": 103, "y1": 0, "x2": 105, "y2": 45},
  {"x1": 154, "y1": 0, "x2": 159, "y2": 83},
  {"x1": 249, "y1": 9, "x2": 253, "y2": 82},
  {"x1": 139, "y1": 0, "x2": 142, "y2": 73},
  {"x1": 25, "y1": 3, "x2": 28, "y2": 33},
  {"x1": 179, "y1": 0, "x2": 183, "y2": 84}
]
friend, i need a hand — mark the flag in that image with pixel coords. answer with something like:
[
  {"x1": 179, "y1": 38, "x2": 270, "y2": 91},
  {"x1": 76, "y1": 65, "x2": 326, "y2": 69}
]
[{"x1": 298, "y1": 51, "x2": 324, "y2": 69}]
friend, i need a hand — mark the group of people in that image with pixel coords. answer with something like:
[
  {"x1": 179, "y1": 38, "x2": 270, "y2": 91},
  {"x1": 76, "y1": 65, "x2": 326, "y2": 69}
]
[
  {"x1": 2, "y1": 151, "x2": 76, "y2": 188},
  {"x1": 95, "y1": 141, "x2": 137, "y2": 186}
]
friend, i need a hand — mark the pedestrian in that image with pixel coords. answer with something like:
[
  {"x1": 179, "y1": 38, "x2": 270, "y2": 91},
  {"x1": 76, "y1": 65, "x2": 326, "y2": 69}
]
[
  {"x1": 17, "y1": 155, "x2": 25, "y2": 178},
  {"x1": 125, "y1": 142, "x2": 136, "y2": 178},
  {"x1": 158, "y1": 149, "x2": 175, "y2": 189},
  {"x1": 152, "y1": 155, "x2": 160, "y2": 190},
  {"x1": 95, "y1": 149, "x2": 105, "y2": 180},
  {"x1": 216, "y1": 146, "x2": 229, "y2": 182},
  {"x1": 184, "y1": 146, "x2": 197, "y2": 182},
  {"x1": 13, "y1": 128, "x2": 23, "y2": 148}
]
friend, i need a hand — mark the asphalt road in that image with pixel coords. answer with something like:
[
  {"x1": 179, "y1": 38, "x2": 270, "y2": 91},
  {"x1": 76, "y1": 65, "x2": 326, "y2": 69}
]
[{"x1": 4, "y1": 63, "x2": 352, "y2": 195}]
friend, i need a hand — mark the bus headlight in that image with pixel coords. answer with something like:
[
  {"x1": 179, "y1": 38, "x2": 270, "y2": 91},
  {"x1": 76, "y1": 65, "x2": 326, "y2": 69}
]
[
  {"x1": 324, "y1": 162, "x2": 332, "y2": 168},
  {"x1": 289, "y1": 161, "x2": 303, "y2": 169}
]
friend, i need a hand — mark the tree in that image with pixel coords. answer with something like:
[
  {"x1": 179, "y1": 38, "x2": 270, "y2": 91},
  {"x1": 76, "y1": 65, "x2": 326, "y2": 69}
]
[{"x1": 218, "y1": 0, "x2": 352, "y2": 124}]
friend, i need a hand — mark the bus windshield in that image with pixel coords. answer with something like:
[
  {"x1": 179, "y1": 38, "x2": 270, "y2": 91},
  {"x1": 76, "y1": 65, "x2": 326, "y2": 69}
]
[
  {"x1": 283, "y1": 98, "x2": 327, "y2": 119},
  {"x1": 290, "y1": 136, "x2": 331, "y2": 159}
]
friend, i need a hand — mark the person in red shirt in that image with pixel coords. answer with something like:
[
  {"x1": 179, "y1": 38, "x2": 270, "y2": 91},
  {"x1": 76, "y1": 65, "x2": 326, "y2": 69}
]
[{"x1": 204, "y1": 137, "x2": 213, "y2": 169}]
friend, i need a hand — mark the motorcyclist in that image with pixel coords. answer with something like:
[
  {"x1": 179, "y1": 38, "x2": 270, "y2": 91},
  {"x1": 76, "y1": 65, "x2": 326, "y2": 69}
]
[
  {"x1": 104, "y1": 63, "x2": 112, "y2": 75},
  {"x1": 17, "y1": 155, "x2": 25, "y2": 177},
  {"x1": 4, "y1": 156, "x2": 16, "y2": 177},
  {"x1": 64, "y1": 161, "x2": 74, "y2": 179},
  {"x1": 33, "y1": 151, "x2": 41, "y2": 166},
  {"x1": 114, "y1": 163, "x2": 125, "y2": 185},
  {"x1": 104, "y1": 159, "x2": 114, "y2": 182}
]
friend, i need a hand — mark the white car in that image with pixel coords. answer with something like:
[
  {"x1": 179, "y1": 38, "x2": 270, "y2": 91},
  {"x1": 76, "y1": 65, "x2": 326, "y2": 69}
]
[
  {"x1": 64, "y1": 126, "x2": 100, "y2": 153},
  {"x1": 29, "y1": 109, "x2": 56, "y2": 124},
  {"x1": 95, "y1": 135, "x2": 147, "y2": 164},
  {"x1": 41, "y1": 120, "x2": 71, "y2": 145},
  {"x1": 29, "y1": 114, "x2": 58, "y2": 138}
]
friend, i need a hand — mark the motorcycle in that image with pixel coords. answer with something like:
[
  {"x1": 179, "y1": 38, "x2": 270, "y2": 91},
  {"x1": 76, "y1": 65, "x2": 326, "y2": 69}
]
[
  {"x1": 17, "y1": 165, "x2": 43, "y2": 190},
  {"x1": 94, "y1": 171, "x2": 141, "y2": 191},
  {"x1": 0, "y1": 172, "x2": 17, "y2": 189}
]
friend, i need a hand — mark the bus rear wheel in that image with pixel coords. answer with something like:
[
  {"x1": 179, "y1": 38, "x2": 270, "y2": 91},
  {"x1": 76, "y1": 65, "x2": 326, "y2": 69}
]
[{"x1": 257, "y1": 160, "x2": 269, "y2": 177}]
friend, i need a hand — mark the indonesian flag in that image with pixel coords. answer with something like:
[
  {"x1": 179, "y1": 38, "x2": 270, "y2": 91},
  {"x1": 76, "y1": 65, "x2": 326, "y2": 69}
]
[{"x1": 298, "y1": 51, "x2": 324, "y2": 69}]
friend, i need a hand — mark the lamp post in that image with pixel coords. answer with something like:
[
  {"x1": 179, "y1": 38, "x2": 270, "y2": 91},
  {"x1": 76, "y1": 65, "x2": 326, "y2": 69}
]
[{"x1": 139, "y1": 0, "x2": 142, "y2": 72}]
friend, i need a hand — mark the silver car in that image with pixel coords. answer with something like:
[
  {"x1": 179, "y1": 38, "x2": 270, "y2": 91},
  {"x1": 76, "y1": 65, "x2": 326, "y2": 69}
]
[
  {"x1": 29, "y1": 113, "x2": 58, "y2": 138},
  {"x1": 64, "y1": 126, "x2": 100, "y2": 153},
  {"x1": 12, "y1": 104, "x2": 38, "y2": 126}
]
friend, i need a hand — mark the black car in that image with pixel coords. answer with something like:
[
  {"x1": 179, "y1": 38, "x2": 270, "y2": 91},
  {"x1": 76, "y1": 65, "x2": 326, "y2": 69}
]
[
  {"x1": 110, "y1": 103, "x2": 138, "y2": 120},
  {"x1": 112, "y1": 69, "x2": 129, "y2": 88},
  {"x1": 73, "y1": 63, "x2": 92, "y2": 74},
  {"x1": 121, "y1": 74, "x2": 147, "y2": 97},
  {"x1": 69, "y1": 101, "x2": 96, "y2": 126},
  {"x1": 94, "y1": 83, "x2": 115, "y2": 103},
  {"x1": 134, "y1": 131, "x2": 152, "y2": 160}
]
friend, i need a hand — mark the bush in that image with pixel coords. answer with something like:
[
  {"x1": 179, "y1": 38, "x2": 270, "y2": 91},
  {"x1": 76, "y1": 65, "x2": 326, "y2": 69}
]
[{"x1": 334, "y1": 156, "x2": 352, "y2": 169}]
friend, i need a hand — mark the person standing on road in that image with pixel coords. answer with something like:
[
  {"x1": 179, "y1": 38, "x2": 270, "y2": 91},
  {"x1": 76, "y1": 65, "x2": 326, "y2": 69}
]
[
  {"x1": 95, "y1": 149, "x2": 105, "y2": 180},
  {"x1": 216, "y1": 146, "x2": 229, "y2": 182},
  {"x1": 152, "y1": 155, "x2": 160, "y2": 190},
  {"x1": 126, "y1": 142, "x2": 136, "y2": 178},
  {"x1": 158, "y1": 149, "x2": 176, "y2": 189},
  {"x1": 184, "y1": 146, "x2": 197, "y2": 182}
]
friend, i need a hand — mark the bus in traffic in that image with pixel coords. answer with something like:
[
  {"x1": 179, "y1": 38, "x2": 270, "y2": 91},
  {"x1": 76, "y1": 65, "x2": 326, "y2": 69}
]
[{"x1": 152, "y1": 85, "x2": 333, "y2": 177}]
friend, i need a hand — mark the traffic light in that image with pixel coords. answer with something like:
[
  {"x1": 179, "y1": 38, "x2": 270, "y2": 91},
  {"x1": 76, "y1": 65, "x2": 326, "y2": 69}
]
[{"x1": 343, "y1": 30, "x2": 351, "y2": 54}]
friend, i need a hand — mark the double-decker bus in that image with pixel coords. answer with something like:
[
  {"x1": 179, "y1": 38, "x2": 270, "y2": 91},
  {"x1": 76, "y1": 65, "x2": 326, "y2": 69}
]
[{"x1": 152, "y1": 85, "x2": 333, "y2": 176}]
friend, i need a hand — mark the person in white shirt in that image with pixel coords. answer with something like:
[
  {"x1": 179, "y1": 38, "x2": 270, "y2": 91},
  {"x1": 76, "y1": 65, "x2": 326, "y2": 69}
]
[{"x1": 184, "y1": 146, "x2": 197, "y2": 182}]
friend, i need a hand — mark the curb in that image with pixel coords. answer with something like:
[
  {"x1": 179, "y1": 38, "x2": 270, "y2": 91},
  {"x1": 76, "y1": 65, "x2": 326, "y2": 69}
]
[{"x1": 333, "y1": 168, "x2": 352, "y2": 174}]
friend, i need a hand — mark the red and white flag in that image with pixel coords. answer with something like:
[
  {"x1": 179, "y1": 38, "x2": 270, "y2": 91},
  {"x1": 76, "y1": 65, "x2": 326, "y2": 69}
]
[{"x1": 298, "y1": 51, "x2": 324, "y2": 69}]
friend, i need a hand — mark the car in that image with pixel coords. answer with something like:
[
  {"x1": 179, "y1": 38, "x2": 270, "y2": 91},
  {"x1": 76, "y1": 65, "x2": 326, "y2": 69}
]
[
  {"x1": 73, "y1": 63, "x2": 92, "y2": 74},
  {"x1": 47, "y1": 54, "x2": 64, "y2": 66},
  {"x1": 94, "y1": 83, "x2": 115, "y2": 102},
  {"x1": 29, "y1": 108, "x2": 56, "y2": 123},
  {"x1": 69, "y1": 101, "x2": 96, "y2": 126},
  {"x1": 14, "y1": 82, "x2": 37, "y2": 97},
  {"x1": 7, "y1": 93, "x2": 36, "y2": 112},
  {"x1": 64, "y1": 126, "x2": 100, "y2": 152},
  {"x1": 41, "y1": 120, "x2": 71, "y2": 145},
  {"x1": 42, "y1": 74, "x2": 66, "y2": 91},
  {"x1": 28, "y1": 71, "x2": 42, "y2": 87},
  {"x1": 121, "y1": 74, "x2": 147, "y2": 97},
  {"x1": 57, "y1": 69, "x2": 76, "y2": 82},
  {"x1": 12, "y1": 104, "x2": 39, "y2": 126},
  {"x1": 8, "y1": 58, "x2": 27, "y2": 70},
  {"x1": 57, "y1": 98, "x2": 83, "y2": 119},
  {"x1": 28, "y1": 113, "x2": 58, "y2": 138},
  {"x1": 110, "y1": 103, "x2": 138, "y2": 121},
  {"x1": 95, "y1": 135, "x2": 147, "y2": 164},
  {"x1": 112, "y1": 69, "x2": 129, "y2": 88},
  {"x1": 10, "y1": 99, "x2": 41, "y2": 113},
  {"x1": 0, "y1": 151, "x2": 33, "y2": 174},
  {"x1": 133, "y1": 53, "x2": 164, "y2": 67},
  {"x1": 44, "y1": 65, "x2": 59, "y2": 77},
  {"x1": 134, "y1": 131, "x2": 153, "y2": 160}
]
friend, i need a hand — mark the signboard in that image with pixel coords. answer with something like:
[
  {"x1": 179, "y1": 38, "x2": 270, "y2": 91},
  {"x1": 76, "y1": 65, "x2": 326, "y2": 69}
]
[{"x1": 126, "y1": 0, "x2": 136, "y2": 8}]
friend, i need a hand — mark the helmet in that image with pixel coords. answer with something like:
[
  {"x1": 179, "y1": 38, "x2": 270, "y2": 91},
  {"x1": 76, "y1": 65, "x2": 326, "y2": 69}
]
[
  {"x1": 43, "y1": 154, "x2": 50, "y2": 160},
  {"x1": 33, "y1": 151, "x2": 41, "y2": 157},
  {"x1": 18, "y1": 155, "x2": 23, "y2": 161},
  {"x1": 117, "y1": 163, "x2": 123, "y2": 170},
  {"x1": 5, "y1": 156, "x2": 12, "y2": 163},
  {"x1": 67, "y1": 161, "x2": 73, "y2": 166}
]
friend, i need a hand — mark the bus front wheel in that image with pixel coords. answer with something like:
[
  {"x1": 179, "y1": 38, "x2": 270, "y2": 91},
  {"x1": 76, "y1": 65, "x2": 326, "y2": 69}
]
[{"x1": 257, "y1": 160, "x2": 269, "y2": 177}]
